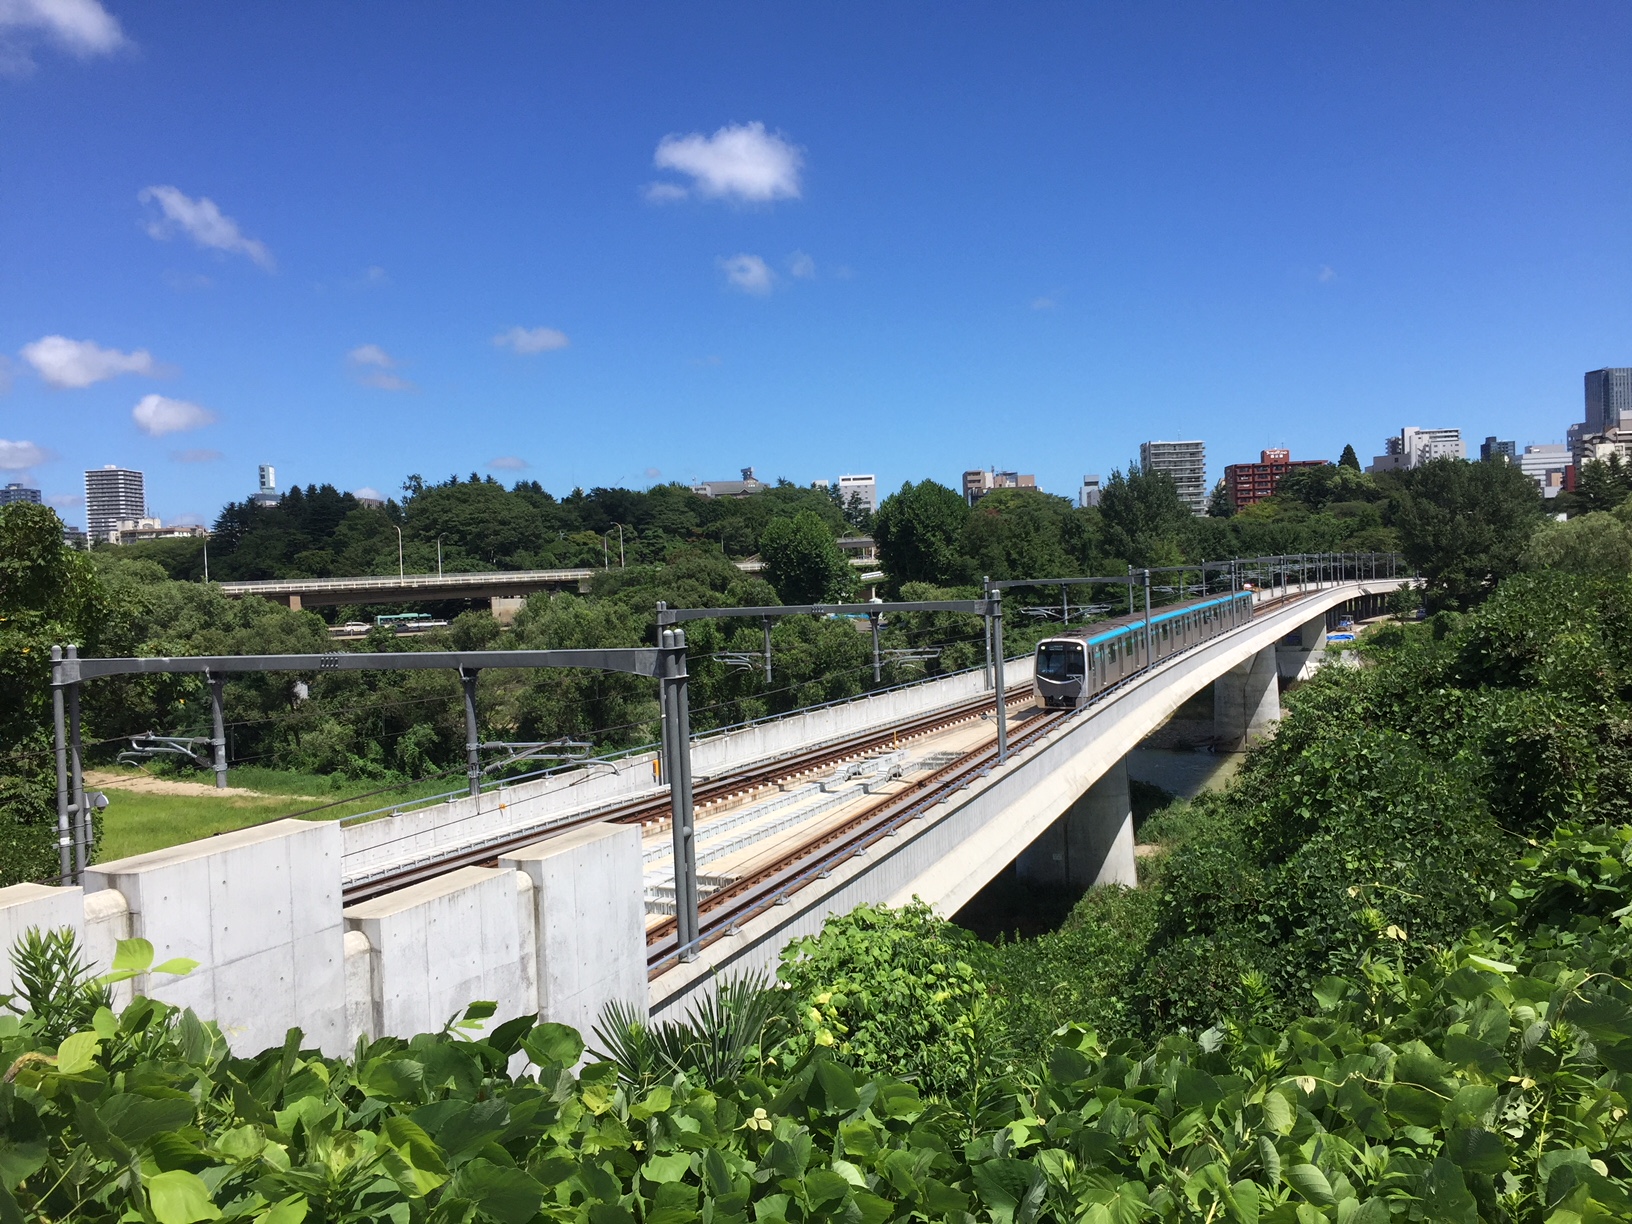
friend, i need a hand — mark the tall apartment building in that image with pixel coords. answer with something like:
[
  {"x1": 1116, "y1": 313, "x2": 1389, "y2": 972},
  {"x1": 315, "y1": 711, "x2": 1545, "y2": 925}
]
[
  {"x1": 962, "y1": 469, "x2": 1035, "y2": 505},
  {"x1": 837, "y1": 473, "x2": 877, "y2": 513},
  {"x1": 1139, "y1": 440, "x2": 1207, "y2": 515},
  {"x1": 84, "y1": 466, "x2": 146, "y2": 543},
  {"x1": 1222, "y1": 449, "x2": 1328, "y2": 512},
  {"x1": 1480, "y1": 437, "x2": 1517, "y2": 463},
  {"x1": 0, "y1": 483, "x2": 42, "y2": 506},
  {"x1": 1366, "y1": 427, "x2": 1464, "y2": 473},
  {"x1": 1079, "y1": 475, "x2": 1102, "y2": 509}
]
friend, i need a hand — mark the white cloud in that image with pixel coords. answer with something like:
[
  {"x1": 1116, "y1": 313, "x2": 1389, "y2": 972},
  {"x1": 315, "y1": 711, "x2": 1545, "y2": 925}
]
[
  {"x1": 132, "y1": 393, "x2": 215, "y2": 436},
  {"x1": 352, "y1": 486, "x2": 383, "y2": 501},
  {"x1": 720, "y1": 253, "x2": 774, "y2": 295},
  {"x1": 651, "y1": 121, "x2": 803, "y2": 203},
  {"x1": 0, "y1": 0, "x2": 125, "y2": 74},
  {"x1": 487, "y1": 455, "x2": 529, "y2": 471},
  {"x1": 788, "y1": 251, "x2": 816, "y2": 279},
  {"x1": 0, "y1": 439, "x2": 52, "y2": 469},
  {"x1": 171, "y1": 448, "x2": 222, "y2": 463},
  {"x1": 22, "y1": 335, "x2": 158, "y2": 388},
  {"x1": 348, "y1": 344, "x2": 414, "y2": 390},
  {"x1": 642, "y1": 182, "x2": 689, "y2": 204},
  {"x1": 644, "y1": 467, "x2": 662, "y2": 479},
  {"x1": 1318, "y1": 265, "x2": 1338, "y2": 283},
  {"x1": 1030, "y1": 296, "x2": 1057, "y2": 310},
  {"x1": 493, "y1": 326, "x2": 569, "y2": 355},
  {"x1": 48, "y1": 492, "x2": 82, "y2": 508},
  {"x1": 139, "y1": 186, "x2": 275, "y2": 270}
]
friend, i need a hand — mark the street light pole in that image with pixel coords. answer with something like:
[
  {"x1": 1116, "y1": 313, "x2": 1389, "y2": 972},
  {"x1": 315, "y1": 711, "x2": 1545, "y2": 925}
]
[
  {"x1": 437, "y1": 534, "x2": 444, "y2": 576},
  {"x1": 394, "y1": 525, "x2": 404, "y2": 579},
  {"x1": 617, "y1": 524, "x2": 625, "y2": 567},
  {"x1": 202, "y1": 534, "x2": 209, "y2": 583}
]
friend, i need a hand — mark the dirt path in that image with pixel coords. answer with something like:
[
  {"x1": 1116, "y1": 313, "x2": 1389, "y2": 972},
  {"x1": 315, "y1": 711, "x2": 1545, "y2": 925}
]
[{"x1": 84, "y1": 769, "x2": 315, "y2": 801}]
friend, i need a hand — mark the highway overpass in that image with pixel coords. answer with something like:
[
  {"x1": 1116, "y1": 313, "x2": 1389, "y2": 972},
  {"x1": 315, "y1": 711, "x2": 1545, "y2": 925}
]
[
  {"x1": 2, "y1": 575, "x2": 1396, "y2": 1053},
  {"x1": 217, "y1": 540, "x2": 881, "y2": 610}
]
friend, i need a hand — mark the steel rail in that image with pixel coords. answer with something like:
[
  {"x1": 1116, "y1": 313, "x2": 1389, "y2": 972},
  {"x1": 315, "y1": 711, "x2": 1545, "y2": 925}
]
[{"x1": 338, "y1": 688, "x2": 1031, "y2": 905}]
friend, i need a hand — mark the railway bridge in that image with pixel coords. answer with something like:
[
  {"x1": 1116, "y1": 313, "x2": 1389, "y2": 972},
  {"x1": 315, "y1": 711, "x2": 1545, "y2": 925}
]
[{"x1": 1, "y1": 576, "x2": 1396, "y2": 1055}]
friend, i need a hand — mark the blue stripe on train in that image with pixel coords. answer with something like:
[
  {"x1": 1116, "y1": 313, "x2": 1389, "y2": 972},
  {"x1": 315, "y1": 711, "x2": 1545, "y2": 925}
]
[{"x1": 1042, "y1": 592, "x2": 1251, "y2": 648}]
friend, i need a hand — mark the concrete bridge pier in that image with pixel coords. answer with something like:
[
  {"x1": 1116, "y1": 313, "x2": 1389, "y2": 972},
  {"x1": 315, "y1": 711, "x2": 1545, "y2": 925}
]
[
  {"x1": 1215, "y1": 644, "x2": 1280, "y2": 749},
  {"x1": 1277, "y1": 611, "x2": 1328, "y2": 682},
  {"x1": 1014, "y1": 757, "x2": 1137, "y2": 890}
]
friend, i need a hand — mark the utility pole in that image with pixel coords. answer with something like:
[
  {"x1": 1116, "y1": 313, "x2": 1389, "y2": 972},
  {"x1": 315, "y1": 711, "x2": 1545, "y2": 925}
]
[
  {"x1": 394, "y1": 525, "x2": 404, "y2": 580},
  {"x1": 991, "y1": 590, "x2": 1007, "y2": 763},
  {"x1": 1143, "y1": 569, "x2": 1153, "y2": 664}
]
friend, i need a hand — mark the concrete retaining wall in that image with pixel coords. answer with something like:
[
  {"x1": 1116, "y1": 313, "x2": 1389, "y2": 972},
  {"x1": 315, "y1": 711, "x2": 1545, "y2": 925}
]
[{"x1": 0, "y1": 814, "x2": 647, "y2": 1056}]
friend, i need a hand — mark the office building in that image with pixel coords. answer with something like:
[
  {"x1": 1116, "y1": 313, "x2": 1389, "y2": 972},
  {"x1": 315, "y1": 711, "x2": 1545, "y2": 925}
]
[
  {"x1": 962, "y1": 469, "x2": 1036, "y2": 505},
  {"x1": 691, "y1": 466, "x2": 767, "y2": 499},
  {"x1": 1516, "y1": 444, "x2": 1569, "y2": 499},
  {"x1": 1585, "y1": 368, "x2": 1632, "y2": 434},
  {"x1": 1366, "y1": 427, "x2": 1464, "y2": 473},
  {"x1": 84, "y1": 466, "x2": 146, "y2": 543},
  {"x1": 62, "y1": 526, "x2": 88, "y2": 550},
  {"x1": 252, "y1": 464, "x2": 280, "y2": 506},
  {"x1": 837, "y1": 473, "x2": 877, "y2": 514},
  {"x1": 1079, "y1": 475, "x2": 1102, "y2": 509},
  {"x1": 1222, "y1": 449, "x2": 1328, "y2": 512},
  {"x1": 1480, "y1": 437, "x2": 1517, "y2": 463},
  {"x1": 0, "y1": 483, "x2": 42, "y2": 506},
  {"x1": 1139, "y1": 440, "x2": 1207, "y2": 515}
]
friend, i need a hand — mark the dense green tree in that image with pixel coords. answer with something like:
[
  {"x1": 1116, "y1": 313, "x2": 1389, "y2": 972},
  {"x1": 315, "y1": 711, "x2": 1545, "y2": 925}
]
[
  {"x1": 1338, "y1": 442, "x2": 1361, "y2": 469},
  {"x1": 871, "y1": 480, "x2": 970, "y2": 590},
  {"x1": 0, "y1": 504, "x2": 120, "y2": 885},
  {"x1": 1391, "y1": 456, "x2": 1544, "y2": 608},
  {"x1": 1522, "y1": 504, "x2": 1632, "y2": 576},
  {"x1": 958, "y1": 487, "x2": 1084, "y2": 581},
  {"x1": 1097, "y1": 462, "x2": 1189, "y2": 568},
  {"x1": 1571, "y1": 454, "x2": 1632, "y2": 514},
  {"x1": 1205, "y1": 480, "x2": 1234, "y2": 518},
  {"x1": 758, "y1": 511, "x2": 852, "y2": 604}
]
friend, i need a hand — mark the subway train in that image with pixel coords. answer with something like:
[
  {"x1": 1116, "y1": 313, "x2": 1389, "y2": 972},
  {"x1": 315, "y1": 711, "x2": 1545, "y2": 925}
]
[{"x1": 1032, "y1": 590, "x2": 1255, "y2": 710}]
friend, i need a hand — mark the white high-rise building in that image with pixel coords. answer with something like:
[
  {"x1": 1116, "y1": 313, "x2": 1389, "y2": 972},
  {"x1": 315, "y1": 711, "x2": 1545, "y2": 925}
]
[
  {"x1": 84, "y1": 466, "x2": 146, "y2": 543},
  {"x1": 1367, "y1": 427, "x2": 1465, "y2": 473},
  {"x1": 1079, "y1": 475, "x2": 1102, "y2": 508},
  {"x1": 837, "y1": 473, "x2": 877, "y2": 513},
  {"x1": 1518, "y1": 444, "x2": 1569, "y2": 498},
  {"x1": 252, "y1": 464, "x2": 280, "y2": 506},
  {"x1": 1139, "y1": 440, "x2": 1207, "y2": 515}
]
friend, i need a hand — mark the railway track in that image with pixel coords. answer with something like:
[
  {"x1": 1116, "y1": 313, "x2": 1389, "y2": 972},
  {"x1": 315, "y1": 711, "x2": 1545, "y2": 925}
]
[
  {"x1": 645, "y1": 706, "x2": 1074, "y2": 973},
  {"x1": 340, "y1": 686, "x2": 1031, "y2": 905},
  {"x1": 346, "y1": 585, "x2": 1336, "y2": 919}
]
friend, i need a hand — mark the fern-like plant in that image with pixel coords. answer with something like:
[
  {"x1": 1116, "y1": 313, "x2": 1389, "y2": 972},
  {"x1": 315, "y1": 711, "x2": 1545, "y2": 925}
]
[
  {"x1": 5, "y1": 926, "x2": 112, "y2": 1044},
  {"x1": 591, "y1": 972, "x2": 789, "y2": 1089}
]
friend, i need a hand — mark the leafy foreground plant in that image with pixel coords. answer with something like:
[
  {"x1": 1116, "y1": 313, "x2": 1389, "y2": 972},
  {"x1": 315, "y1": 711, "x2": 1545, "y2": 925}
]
[{"x1": 2, "y1": 825, "x2": 1629, "y2": 1223}]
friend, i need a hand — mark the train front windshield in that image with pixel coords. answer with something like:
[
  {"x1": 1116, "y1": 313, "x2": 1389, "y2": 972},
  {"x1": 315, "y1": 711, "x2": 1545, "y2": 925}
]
[{"x1": 1037, "y1": 642, "x2": 1085, "y2": 680}]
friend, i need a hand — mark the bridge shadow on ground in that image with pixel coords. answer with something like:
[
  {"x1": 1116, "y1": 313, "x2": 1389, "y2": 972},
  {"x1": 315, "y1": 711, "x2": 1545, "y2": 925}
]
[{"x1": 952, "y1": 777, "x2": 1176, "y2": 941}]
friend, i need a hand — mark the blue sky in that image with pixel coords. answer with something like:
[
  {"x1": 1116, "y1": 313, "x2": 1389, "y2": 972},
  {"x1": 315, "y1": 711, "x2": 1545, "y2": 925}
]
[{"x1": 3, "y1": 3, "x2": 1630, "y2": 528}]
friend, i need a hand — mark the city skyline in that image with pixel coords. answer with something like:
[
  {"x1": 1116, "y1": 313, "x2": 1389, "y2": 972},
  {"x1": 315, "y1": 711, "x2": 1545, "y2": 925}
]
[{"x1": 4, "y1": 5, "x2": 1630, "y2": 525}]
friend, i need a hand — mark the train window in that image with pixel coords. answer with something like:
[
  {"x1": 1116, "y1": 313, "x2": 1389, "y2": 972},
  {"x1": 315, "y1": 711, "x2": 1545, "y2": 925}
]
[{"x1": 1037, "y1": 642, "x2": 1085, "y2": 679}]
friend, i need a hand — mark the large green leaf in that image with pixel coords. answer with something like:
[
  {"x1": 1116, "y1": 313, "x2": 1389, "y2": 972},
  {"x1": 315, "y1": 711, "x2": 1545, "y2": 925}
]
[
  {"x1": 449, "y1": 1158, "x2": 547, "y2": 1224},
  {"x1": 1285, "y1": 1163, "x2": 1335, "y2": 1207},
  {"x1": 147, "y1": 1169, "x2": 221, "y2": 1224}
]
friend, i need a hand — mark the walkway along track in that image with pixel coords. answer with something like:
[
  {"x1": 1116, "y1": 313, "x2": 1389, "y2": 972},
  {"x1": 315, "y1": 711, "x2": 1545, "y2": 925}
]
[
  {"x1": 339, "y1": 687, "x2": 1031, "y2": 906},
  {"x1": 642, "y1": 584, "x2": 1336, "y2": 976}
]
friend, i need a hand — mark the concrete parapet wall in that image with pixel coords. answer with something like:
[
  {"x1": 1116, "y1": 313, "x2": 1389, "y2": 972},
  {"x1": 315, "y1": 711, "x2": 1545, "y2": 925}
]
[
  {"x1": 502, "y1": 824, "x2": 647, "y2": 1042},
  {"x1": 0, "y1": 883, "x2": 85, "y2": 996},
  {"x1": 341, "y1": 659, "x2": 1032, "y2": 884},
  {"x1": 84, "y1": 819, "x2": 347, "y2": 1056},
  {"x1": 342, "y1": 866, "x2": 534, "y2": 1043}
]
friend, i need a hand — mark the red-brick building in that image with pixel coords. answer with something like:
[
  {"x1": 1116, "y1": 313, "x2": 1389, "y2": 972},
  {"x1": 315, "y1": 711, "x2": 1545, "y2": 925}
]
[{"x1": 1222, "y1": 449, "x2": 1330, "y2": 511}]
